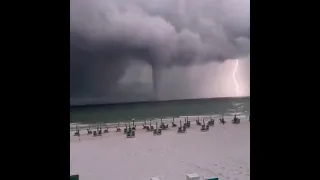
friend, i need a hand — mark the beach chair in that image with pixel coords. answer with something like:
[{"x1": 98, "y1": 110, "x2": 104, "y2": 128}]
[
  {"x1": 232, "y1": 118, "x2": 240, "y2": 124},
  {"x1": 87, "y1": 129, "x2": 92, "y2": 135},
  {"x1": 237, "y1": 118, "x2": 240, "y2": 124},
  {"x1": 142, "y1": 120, "x2": 148, "y2": 129},
  {"x1": 183, "y1": 119, "x2": 190, "y2": 128},
  {"x1": 172, "y1": 122, "x2": 177, "y2": 127},
  {"x1": 232, "y1": 114, "x2": 240, "y2": 124},
  {"x1": 93, "y1": 131, "x2": 97, "y2": 136},
  {"x1": 153, "y1": 121, "x2": 161, "y2": 135},
  {"x1": 124, "y1": 125, "x2": 128, "y2": 134},
  {"x1": 186, "y1": 120, "x2": 191, "y2": 128},
  {"x1": 172, "y1": 118, "x2": 177, "y2": 127},
  {"x1": 177, "y1": 126, "x2": 186, "y2": 133},
  {"x1": 160, "y1": 123, "x2": 169, "y2": 130},
  {"x1": 126, "y1": 131, "x2": 131, "y2": 138},
  {"x1": 143, "y1": 124, "x2": 148, "y2": 129},
  {"x1": 208, "y1": 119, "x2": 214, "y2": 126},
  {"x1": 196, "y1": 120, "x2": 202, "y2": 126},
  {"x1": 184, "y1": 123, "x2": 187, "y2": 128},
  {"x1": 220, "y1": 118, "x2": 226, "y2": 125},
  {"x1": 201, "y1": 119, "x2": 208, "y2": 131},
  {"x1": 127, "y1": 127, "x2": 135, "y2": 138},
  {"x1": 74, "y1": 130, "x2": 80, "y2": 136},
  {"x1": 178, "y1": 120, "x2": 186, "y2": 133},
  {"x1": 201, "y1": 125, "x2": 206, "y2": 131},
  {"x1": 128, "y1": 127, "x2": 132, "y2": 133}
]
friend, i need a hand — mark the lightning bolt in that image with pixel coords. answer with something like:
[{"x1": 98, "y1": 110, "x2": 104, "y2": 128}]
[{"x1": 233, "y1": 59, "x2": 240, "y2": 96}]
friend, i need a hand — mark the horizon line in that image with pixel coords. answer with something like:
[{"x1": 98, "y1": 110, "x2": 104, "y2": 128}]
[{"x1": 70, "y1": 96, "x2": 250, "y2": 107}]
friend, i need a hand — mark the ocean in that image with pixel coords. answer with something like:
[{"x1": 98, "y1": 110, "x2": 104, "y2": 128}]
[{"x1": 70, "y1": 97, "x2": 250, "y2": 124}]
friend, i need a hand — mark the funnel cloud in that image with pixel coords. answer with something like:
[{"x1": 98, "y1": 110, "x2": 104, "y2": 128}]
[{"x1": 70, "y1": 0, "x2": 250, "y2": 105}]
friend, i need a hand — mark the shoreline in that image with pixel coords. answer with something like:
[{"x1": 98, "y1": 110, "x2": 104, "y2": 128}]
[{"x1": 70, "y1": 114, "x2": 249, "y2": 132}]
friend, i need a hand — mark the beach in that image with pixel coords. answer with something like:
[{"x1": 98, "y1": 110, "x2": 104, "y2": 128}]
[{"x1": 70, "y1": 116, "x2": 250, "y2": 180}]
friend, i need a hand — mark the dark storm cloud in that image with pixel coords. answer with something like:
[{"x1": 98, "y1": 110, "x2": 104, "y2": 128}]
[{"x1": 70, "y1": 0, "x2": 250, "y2": 100}]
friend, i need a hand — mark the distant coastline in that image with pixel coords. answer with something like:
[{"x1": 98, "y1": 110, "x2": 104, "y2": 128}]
[{"x1": 70, "y1": 96, "x2": 250, "y2": 107}]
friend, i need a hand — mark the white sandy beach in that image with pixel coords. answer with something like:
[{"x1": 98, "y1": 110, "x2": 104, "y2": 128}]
[{"x1": 70, "y1": 116, "x2": 250, "y2": 180}]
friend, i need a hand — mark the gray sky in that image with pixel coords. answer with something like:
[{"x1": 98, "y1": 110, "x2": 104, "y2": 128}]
[{"x1": 70, "y1": 0, "x2": 250, "y2": 105}]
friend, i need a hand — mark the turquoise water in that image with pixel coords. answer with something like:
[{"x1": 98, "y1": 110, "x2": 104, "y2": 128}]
[{"x1": 70, "y1": 97, "x2": 250, "y2": 123}]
